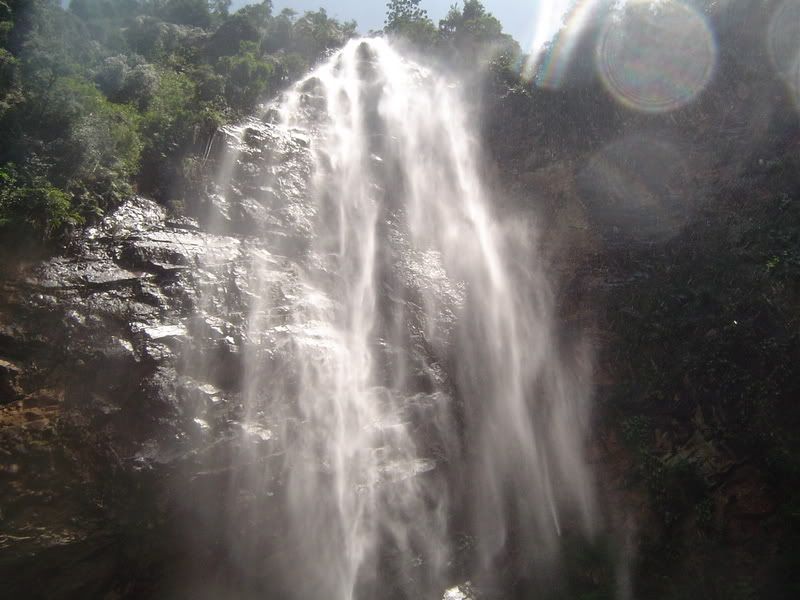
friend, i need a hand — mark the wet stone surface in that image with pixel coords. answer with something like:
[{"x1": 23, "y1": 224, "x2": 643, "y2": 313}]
[
  {"x1": 0, "y1": 195, "x2": 300, "y2": 597},
  {"x1": 0, "y1": 187, "x2": 459, "y2": 596}
]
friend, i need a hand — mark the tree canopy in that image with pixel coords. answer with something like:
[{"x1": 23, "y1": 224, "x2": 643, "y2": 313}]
[
  {"x1": 0, "y1": 0, "x2": 359, "y2": 248},
  {"x1": 384, "y1": 0, "x2": 519, "y2": 62}
]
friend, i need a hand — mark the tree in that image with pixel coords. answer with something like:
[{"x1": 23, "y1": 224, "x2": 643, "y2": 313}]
[
  {"x1": 215, "y1": 40, "x2": 274, "y2": 111},
  {"x1": 208, "y1": 0, "x2": 231, "y2": 18},
  {"x1": 384, "y1": 0, "x2": 437, "y2": 46},
  {"x1": 438, "y1": 0, "x2": 519, "y2": 60},
  {"x1": 0, "y1": 0, "x2": 360, "y2": 247},
  {"x1": 263, "y1": 8, "x2": 296, "y2": 54},
  {"x1": 0, "y1": 164, "x2": 81, "y2": 241},
  {"x1": 292, "y1": 9, "x2": 357, "y2": 62},
  {"x1": 234, "y1": 0, "x2": 272, "y2": 29},
  {"x1": 69, "y1": 0, "x2": 142, "y2": 22},
  {"x1": 206, "y1": 11, "x2": 262, "y2": 59},
  {"x1": 385, "y1": 0, "x2": 428, "y2": 29},
  {"x1": 159, "y1": 0, "x2": 211, "y2": 28}
]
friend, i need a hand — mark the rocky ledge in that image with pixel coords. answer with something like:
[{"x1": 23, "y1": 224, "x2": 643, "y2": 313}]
[{"x1": 0, "y1": 196, "x2": 301, "y2": 598}]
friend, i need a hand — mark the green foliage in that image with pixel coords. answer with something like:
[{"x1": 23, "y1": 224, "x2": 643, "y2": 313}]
[
  {"x1": 0, "y1": 164, "x2": 82, "y2": 240},
  {"x1": 157, "y1": 0, "x2": 211, "y2": 28},
  {"x1": 0, "y1": 47, "x2": 18, "y2": 115},
  {"x1": 138, "y1": 69, "x2": 211, "y2": 200},
  {"x1": 695, "y1": 497, "x2": 713, "y2": 531},
  {"x1": 263, "y1": 8, "x2": 295, "y2": 53},
  {"x1": 0, "y1": 0, "x2": 364, "y2": 249},
  {"x1": 291, "y1": 9, "x2": 357, "y2": 63},
  {"x1": 215, "y1": 41, "x2": 274, "y2": 111},
  {"x1": 96, "y1": 56, "x2": 159, "y2": 108},
  {"x1": 384, "y1": 0, "x2": 437, "y2": 47},
  {"x1": 383, "y1": 0, "x2": 521, "y2": 62},
  {"x1": 208, "y1": 0, "x2": 231, "y2": 18},
  {"x1": 726, "y1": 578, "x2": 756, "y2": 600},
  {"x1": 234, "y1": 0, "x2": 273, "y2": 29},
  {"x1": 206, "y1": 11, "x2": 262, "y2": 58},
  {"x1": 620, "y1": 415, "x2": 651, "y2": 448},
  {"x1": 555, "y1": 535, "x2": 618, "y2": 600},
  {"x1": 70, "y1": 86, "x2": 142, "y2": 205},
  {"x1": 69, "y1": 0, "x2": 142, "y2": 22},
  {"x1": 384, "y1": 0, "x2": 429, "y2": 28},
  {"x1": 591, "y1": 107, "x2": 800, "y2": 592},
  {"x1": 438, "y1": 0, "x2": 519, "y2": 60}
]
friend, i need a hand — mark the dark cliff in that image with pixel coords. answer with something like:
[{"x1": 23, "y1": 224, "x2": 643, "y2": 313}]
[{"x1": 481, "y1": 0, "x2": 800, "y2": 597}]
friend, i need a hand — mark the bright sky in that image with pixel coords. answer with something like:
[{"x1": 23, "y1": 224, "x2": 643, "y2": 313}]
[{"x1": 231, "y1": 1, "x2": 572, "y2": 51}]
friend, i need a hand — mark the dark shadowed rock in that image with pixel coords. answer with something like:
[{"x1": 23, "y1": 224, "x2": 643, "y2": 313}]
[{"x1": 0, "y1": 196, "x2": 274, "y2": 598}]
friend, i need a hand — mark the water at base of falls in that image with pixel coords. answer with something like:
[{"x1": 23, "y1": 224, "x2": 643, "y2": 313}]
[{"x1": 206, "y1": 37, "x2": 595, "y2": 600}]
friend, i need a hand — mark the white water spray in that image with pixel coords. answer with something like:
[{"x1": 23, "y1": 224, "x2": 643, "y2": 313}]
[{"x1": 214, "y1": 38, "x2": 594, "y2": 599}]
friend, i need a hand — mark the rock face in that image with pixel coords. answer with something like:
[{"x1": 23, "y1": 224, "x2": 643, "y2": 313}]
[
  {"x1": 479, "y1": 2, "x2": 800, "y2": 595},
  {"x1": 0, "y1": 193, "x2": 299, "y2": 597},
  {"x1": 0, "y1": 94, "x2": 372, "y2": 594},
  {"x1": 0, "y1": 88, "x2": 396, "y2": 588}
]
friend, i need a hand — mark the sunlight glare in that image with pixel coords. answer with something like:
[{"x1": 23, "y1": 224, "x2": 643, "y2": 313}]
[
  {"x1": 533, "y1": 0, "x2": 607, "y2": 89},
  {"x1": 768, "y1": 0, "x2": 800, "y2": 110},
  {"x1": 521, "y1": 0, "x2": 575, "y2": 81},
  {"x1": 596, "y1": 0, "x2": 716, "y2": 113}
]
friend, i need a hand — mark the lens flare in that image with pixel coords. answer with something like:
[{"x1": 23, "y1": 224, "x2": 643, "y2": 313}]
[
  {"x1": 521, "y1": 0, "x2": 575, "y2": 82},
  {"x1": 768, "y1": 0, "x2": 800, "y2": 108},
  {"x1": 534, "y1": 0, "x2": 607, "y2": 90},
  {"x1": 579, "y1": 135, "x2": 692, "y2": 240},
  {"x1": 596, "y1": 0, "x2": 716, "y2": 113}
]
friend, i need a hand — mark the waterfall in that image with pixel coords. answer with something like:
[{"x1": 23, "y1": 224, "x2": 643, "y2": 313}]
[{"x1": 210, "y1": 37, "x2": 595, "y2": 599}]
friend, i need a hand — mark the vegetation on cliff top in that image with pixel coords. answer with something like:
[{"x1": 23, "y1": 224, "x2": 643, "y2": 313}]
[
  {"x1": 0, "y1": 0, "x2": 517, "y2": 250},
  {"x1": 0, "y1": 0, "x2": 357, "y2": 247}
]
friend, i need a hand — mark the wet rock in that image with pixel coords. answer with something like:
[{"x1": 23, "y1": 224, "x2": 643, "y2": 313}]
[
  {"x1": 203, "y1": 192, "x2": 234, "y2": 230},
  {"x1": 0, "y1": 358, "x2": 23, "y2": 404},
  {"x1": 233, "y1": 195, "x2": 281, "y2": 234},
  {"x1": 443, "y1": 583, "x2": 477, "y2": 600},
  {"x1": 0, "y1": 196, "x2": 288, "y2": 597},
  {"x1": 719, "y1": 466, "x2": 777, "y2": 542}
]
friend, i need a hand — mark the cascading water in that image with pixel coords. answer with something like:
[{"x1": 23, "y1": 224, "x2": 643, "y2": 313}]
[{"x1": 210, "y1": 37, "x2": 595, "y2": 599}]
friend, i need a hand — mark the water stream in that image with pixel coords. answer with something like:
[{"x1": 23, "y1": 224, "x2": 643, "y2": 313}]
[{"x1": 212, "y1": 37, "x2": 594, "y2": 599}]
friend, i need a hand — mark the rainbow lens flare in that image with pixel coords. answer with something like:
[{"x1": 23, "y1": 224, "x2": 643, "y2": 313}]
[
  {"x1": 596, "y1": 0, "x2": 716, "y2": 113},
  {"x1": 768, "y1": 0, "x2": 800, "y2": 108}
]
